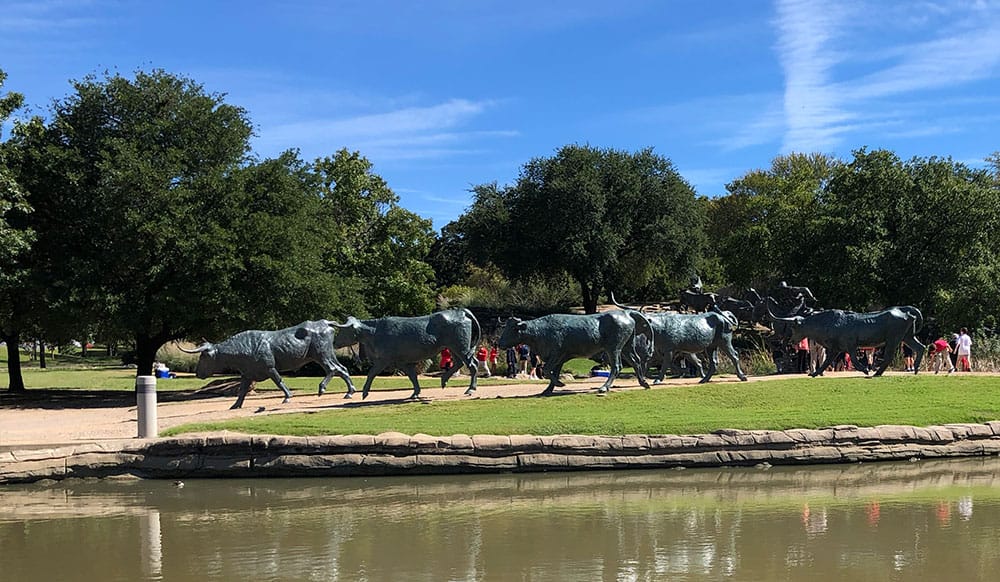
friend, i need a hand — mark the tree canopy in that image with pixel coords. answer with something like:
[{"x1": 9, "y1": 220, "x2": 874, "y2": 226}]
[
  {"x1": 708, "y1": 148, "x2": 1000, "y2": 331},
  {"x1": 3, "y1": 70, "x2": 438, "y2": 386},
  {"x1": 0, "y1": 69, "x2": 31, "y2": 269},
  {"x1": 448, "y1": 145, "x2": 705, "y2": 313}
]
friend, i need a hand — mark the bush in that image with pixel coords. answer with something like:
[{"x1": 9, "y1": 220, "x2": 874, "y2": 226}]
[{"x1": 155, "y1": 343, "x2": 200, "y2": 373}]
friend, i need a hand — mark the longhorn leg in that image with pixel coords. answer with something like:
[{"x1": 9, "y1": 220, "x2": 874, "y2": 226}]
[
  {"x1": 623, "y1": 349, "x2": 651, "y2": 389},
  {"x1": 231, "y1": 377, "x2": 255, "y2": 410},
  {"x1": 540, "y1": 357, "x2": 567, "y2": 396},
  {"x1": 685, "y1": 353, "x2": 705, "y2": 378},
  {"x1": 903, "y1": 336, "x2": 926, "y2": 374},
  {"x1": 361, "y1": 361, "x2": 389, "y2": 399},
  {"x1": 402, "y1": 363, "x2": 422, "y2": 399},
  {"x1": 653, "y1": 350, "x2": 671, "y2": 384},
  {"x1": 622, "y1": 337, "x2": 652, "y2": 389},
  {"x1": 849, "y1": 346, "x2": 873, "y2": 376},
  {"x1": 810, "y1": 348, "x2": 837, "y2": 377},
  {"x1": 440, "y1": 349, "x2": 461, "y2": 388},
  {"x1": 267, "y1": 368, "x2": 294, "y2": 403},
  {"x1": 319, "y1": 359, "x2": 356, "y2": 398},
  {"x1": 454, "y1": 347, "x2": 479, "y2": 395},
  {"x1": 873, "y1": 337, "x2": 904, "y2": 377},
  {"x1": 597, "y1": 352, "x2": 623, "y2": 393},
  {"x1": 699, "y1": 349, "x2": 719, "y2": 383},
  {"x1": 721, "y1": 339, "x2": 747, "y2": 381}
]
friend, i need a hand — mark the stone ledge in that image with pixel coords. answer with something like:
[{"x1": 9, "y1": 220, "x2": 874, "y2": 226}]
[{"x1": 3, "y1": 422, "x2": 1000, "y2": 484}]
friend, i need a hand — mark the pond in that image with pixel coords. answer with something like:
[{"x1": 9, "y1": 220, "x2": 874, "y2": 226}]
[{"x1": 2, "y1": 457, "x2": 999, "y2": 581}]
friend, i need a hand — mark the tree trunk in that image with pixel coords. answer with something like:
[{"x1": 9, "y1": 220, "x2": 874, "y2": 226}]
[
  {"x1": 39, "y1": 341, "x2": 46, "y2": 369},
  {"x1": 2, "y1": 330, "x2": 26, "y2": 392},
  {"x1": 579, "y1": 278, "x2": 599, "y2": 314},
  {"x1": 81, "y1": 341, "x2": 88, "y2": 358},
  {"x1": 135, "y1": 334, "x2": 159, "y2": 378},
  {"x1": 135, "y1": 331, "x2": 173, "y2": 380}
]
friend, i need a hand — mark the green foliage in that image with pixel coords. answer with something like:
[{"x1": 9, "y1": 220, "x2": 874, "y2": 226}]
[
  {"x1": 709, "y1": 149, "x2": 1000, "y2": 331},
  {"x1": 0, "y1": 69, "x2": 32, "y2": 274},
  {"x1": 437, "y1": 264, "x2": 580, "y2": 314},
  {"x1": 313, "y1": 149, "x2": 436, "y2": 316},
  {"x1": 708, "y1": 152, "x2": 837, "y2": 288},
  {"x1": 165, "y1": 374, "x2": 1000, "y2": 437},
  {"x1": 9, "y1": 69, "x2": 259, "y2": 374},
  {"x1": 447, "y1": 145, "x2": 704, "y2": 313}
]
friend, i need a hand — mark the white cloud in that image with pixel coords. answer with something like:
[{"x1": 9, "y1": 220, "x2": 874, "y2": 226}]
[
  {"x1": 254, "y1": 98, "x2": 516, "y2": 162},
  {"x1": 774, "y1": 0, "x2": 1000, "y2": 153},
  {"x1": 774, "y1": 0, "x2": 854, "y2": 152}
]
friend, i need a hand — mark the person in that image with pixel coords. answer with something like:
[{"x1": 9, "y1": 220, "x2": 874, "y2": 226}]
[
  {"x1": 796, "y1": 337, "x2": 810, "y2": 373},
  {"x1": 808, "y1": 339, "x2": 826, "y2": 375},
  {"x1": 489, "y1": 345, "x2": 499, "y2": 372},
  {"x1": 518, "y1": 343, "x2": 531, "y2": 375},
  {"x1": 530, "y1": 352, "x2": 544, "y2": 380},
  {"x1": 859, "y1": 347, "x2": 876, "y2": 374},
  {"x1": 505, "y1": 346, "x2": 518, "y2": 378},
  {"x1": 476, "y1": 344, "x2": 490, "y2": 377},
  {"x1": 948, "y1": 333, "x2": 959, "y2": 369},
  {"x1": 928, "y1": 336, "x2": 955, "y2": 374},
  {"x1": 439, "y1": 347, "x2": 453, "y2": 374},
  {"x1": 902, "y1": 342, "x2": 914, "y2": 372},
  {"x1": 954, "y1": 327, "x2": 973, "y2": 372},
  {"x1": 834, "y1": 351, "x2": 852, "y2": 372},
  {"x1": 535, "y1": 356, "x2": 545, "y2": 380}
]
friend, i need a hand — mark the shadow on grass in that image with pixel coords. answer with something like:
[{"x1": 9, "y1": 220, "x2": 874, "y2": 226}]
[
  {"x1": 0, "y1": 379, "x2": 242, "y2": 410},
  {"x1": 0, "y1": 388, "x2": 231, "y2": 410}
]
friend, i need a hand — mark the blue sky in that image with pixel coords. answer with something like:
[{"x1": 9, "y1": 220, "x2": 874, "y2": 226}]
[{"x1": 3, "y1": 0, "x2": 1000, "y2": 228}]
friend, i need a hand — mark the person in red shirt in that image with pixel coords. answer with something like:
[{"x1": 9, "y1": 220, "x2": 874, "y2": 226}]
[
  {"x1": 439, "y1": 347, "x2": 453, "y2": 373},
  {"x1": 928, "y1": 337, "x2": 955, "y2": 374},
  {"x1": 476, "y1": 344, "x2": 491, "y2": 377}
]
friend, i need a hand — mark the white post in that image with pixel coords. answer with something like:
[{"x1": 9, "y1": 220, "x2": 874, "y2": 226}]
[{"x1": 136, "y1": 375, "x2": 158, "y2": 438}]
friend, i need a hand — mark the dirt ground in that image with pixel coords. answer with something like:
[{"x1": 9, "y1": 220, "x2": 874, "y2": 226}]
[{"x1": 0, "y1": 370, "x2": 915, "y2": 449}]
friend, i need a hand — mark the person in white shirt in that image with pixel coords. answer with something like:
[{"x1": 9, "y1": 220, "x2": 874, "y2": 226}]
[{"x1": 953, "y1": 327, "x2": 973, "y2": 372}]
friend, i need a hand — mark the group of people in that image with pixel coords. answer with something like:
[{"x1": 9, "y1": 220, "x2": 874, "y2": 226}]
[
  {"x1": 926, "y1": 327, "x2": 974, "y2": 373},
  {"x1": 437, "y1": 343, "x2": 544, "y2": 379},
  {"x1": 782, "y1": 327, "x2": 975, "y2": 375}
]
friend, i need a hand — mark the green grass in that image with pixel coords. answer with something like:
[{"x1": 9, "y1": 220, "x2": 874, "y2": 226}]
[
  {"x1": 0, "y1": 365, "x2": 545, "y2": 393},
  {"x1": 163, "y1": 374, "x2": 1000, "y2": 437}
]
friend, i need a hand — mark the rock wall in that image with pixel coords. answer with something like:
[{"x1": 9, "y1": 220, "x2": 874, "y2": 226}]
[{"x1": 4, "y1": 422, "x2": 1000, "y2": 484}]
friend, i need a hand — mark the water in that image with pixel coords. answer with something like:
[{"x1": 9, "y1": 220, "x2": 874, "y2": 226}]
[{"x1": 2, "y1": 458, "x2": 1000, "y2": 581}]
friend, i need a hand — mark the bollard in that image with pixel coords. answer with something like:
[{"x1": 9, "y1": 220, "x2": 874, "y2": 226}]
[{"x1": 136, "y1": 375, "x2": 158, "y2": 438}]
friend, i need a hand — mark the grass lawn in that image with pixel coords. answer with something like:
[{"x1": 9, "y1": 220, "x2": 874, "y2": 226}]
[
  {"x1": 162, "y1": 374, "x2": 1000, "y2": 437},
  {"x1": 0, "y1": 364, "x2": 549, "y2": 393}
]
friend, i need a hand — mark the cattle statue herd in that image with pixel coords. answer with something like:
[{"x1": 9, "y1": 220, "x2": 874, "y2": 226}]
[{"x1": 181, "y1": 278, "x2": 927, "y2": 409}]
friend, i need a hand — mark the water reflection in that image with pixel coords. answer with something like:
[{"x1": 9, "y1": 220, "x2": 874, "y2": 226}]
[{"x1": 3, "y1": 458, "x2": 1000, "y2": 581}]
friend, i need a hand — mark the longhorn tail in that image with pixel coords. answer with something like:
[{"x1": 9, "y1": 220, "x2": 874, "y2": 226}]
[
  {"x1": 464, "y1": 308, "x2": 482, "y2": 348},
  {"x1": 629, "y1": 310, "x2": 655, "y2": 361}
]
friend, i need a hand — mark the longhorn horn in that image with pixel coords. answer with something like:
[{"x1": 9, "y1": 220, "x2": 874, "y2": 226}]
[
  {"x1": 765, "y1": 296, "x2": 806, "y2": 322},
  {"x1": 177, "y1": 341, "x2": 212, "y2": 354}
]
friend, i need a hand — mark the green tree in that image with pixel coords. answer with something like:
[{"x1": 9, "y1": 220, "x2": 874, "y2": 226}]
[
  {"x1": 227, "y1": 150, "x2": 367, "y2": 329},
  {"x1": 312, "y1": 149, "x2": 436, "y2": 316},
  {"x1": 887, "y1": 155, "x2": 1000, "y2": 330},
  {"x1": 461, "y1": 145, "x2": 703, "y2": 313},
  {"x1": 710, "y1": 148, "x2": 1000, "y2": 331},
  {"x1": 708, "y1": 153, "x2": 838, "y2": 289},
  {"x1": 11, "y1": 70, "x2": 276, "y2": 377},
  {"x1": 0, "y1": 69, "x2": 34, "y2": 391}
]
